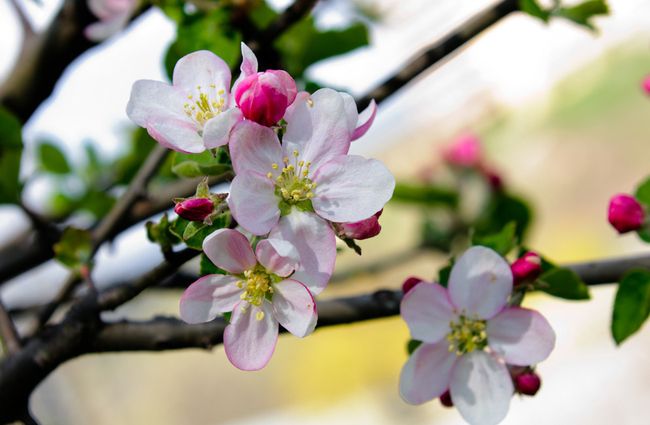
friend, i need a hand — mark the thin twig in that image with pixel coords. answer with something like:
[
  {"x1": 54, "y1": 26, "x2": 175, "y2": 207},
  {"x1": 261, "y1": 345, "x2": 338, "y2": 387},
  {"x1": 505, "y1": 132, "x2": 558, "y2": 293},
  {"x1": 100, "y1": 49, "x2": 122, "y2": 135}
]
[
  {"x1": 262, "y1": 0, "x2": 319, "y2": 40},
  {"x1": 0, "y1": 299, "x2": 21, "y2": 354}
]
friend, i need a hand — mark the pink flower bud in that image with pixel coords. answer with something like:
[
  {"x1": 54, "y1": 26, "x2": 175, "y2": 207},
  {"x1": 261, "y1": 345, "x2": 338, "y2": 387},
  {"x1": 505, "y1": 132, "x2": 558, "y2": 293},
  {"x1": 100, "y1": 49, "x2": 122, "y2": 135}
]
[
  {"x1": 608, "y1": 194, "x2": 645, "y2": 234},
  {"x1": 334, "y1": 210, "x2": 383, "y2": 240},
  {"x1": 443, "y1": 133, "x2": 482, "y2": 168},
  {"x1": 439, "y1": 390, "x2": 453, "y2": 407},
  {"x1": 402, "y1": 276, "x2": 423, "y2": 295},
  {"x1": 174, "y1": 198, "x2": 214, "y2": 222},
  {"x1": 515, "y1": 372, "x2": 541, "y2": 396},
  {"x1": 234, "y1": 70, "x2": 297, "y2": 126},
  {"x1": 642, "y1": 75, "x2": 650, "y2": 95},
  {"x1": 511, "y1": 252, "x2": 542, "y2": 285}
]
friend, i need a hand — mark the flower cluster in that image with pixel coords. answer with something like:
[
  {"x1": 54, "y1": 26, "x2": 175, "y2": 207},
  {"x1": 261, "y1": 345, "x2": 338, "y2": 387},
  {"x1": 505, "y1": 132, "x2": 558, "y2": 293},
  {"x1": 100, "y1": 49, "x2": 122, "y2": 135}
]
[
  {"x1": 127, "y1": 43, "x2": 395, "y2": 370},
  {"x1": 399, "y1": 246, "x2": 555, "y2": 425}
]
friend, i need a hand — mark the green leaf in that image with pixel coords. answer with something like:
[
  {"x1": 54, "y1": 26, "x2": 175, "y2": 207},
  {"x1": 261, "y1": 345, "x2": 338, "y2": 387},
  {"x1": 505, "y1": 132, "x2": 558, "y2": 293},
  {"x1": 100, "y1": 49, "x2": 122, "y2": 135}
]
[
  {"x1": 146, "y1": 213, "x2": 180, "y2": 251},
  {"x1": 391, "y1": 182, "x2": 458, "y2": 207},
  {"x1": 199, "y1": 253, "x2": 227, "y2": 276},
  {"x1": 519, "y1": 0, "x2": 551, "y2": 21},
  {"x1": 171, "y1": 214, "x2": 230, "y2": 250},
  {"x1": 612, "y1": 269, "x2": 650, "y2": 345},
  {"x1": 634, "y1": 176, "x2": 650, "y2": 208},
  {"x1": 37, "y1": 142, "x2": 71, "y2": 174},
  {"x1": 438, "y1": 262, "x2": 453, "y2": 287},
  {"x1": 475, "y1": 193, "x2": 532, "y2": 242},
  {"x1": 554, "y1": 0, "x2": 609, "y2": 30},
  {"x1": 406, "y1": 339, "x2": 422, "y2": 355},
  {"x1": 0, "y1": 107, "x2": 23, "y2": 204},
  {"x1": 53, "y1": 227, "x2": 93, "y2": 270},
  {"x1": 472, "y1": 222, "x2": 517, "y2": 256},
  {"x1": 276, "y1": 19, "x2": 369, "y2": 78},
  {"x1": 537, "y1": 267, "x2": 591, "y2": 300},
  {"x1": 171, "y1": 150, "x2": 232, "y2": 178}
]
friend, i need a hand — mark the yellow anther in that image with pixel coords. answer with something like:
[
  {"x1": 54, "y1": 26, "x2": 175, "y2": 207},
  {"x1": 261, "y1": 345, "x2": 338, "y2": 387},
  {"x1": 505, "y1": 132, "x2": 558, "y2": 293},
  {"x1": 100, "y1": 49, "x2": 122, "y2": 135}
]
[
  {"x1": 218, "y1": 89, "x2": 225, "y2": 95},
  {"x1": 283, "y1": 157, "x2": 289, "y2": 164},
  {"x1": 302, "y1": 170, "x2": 309, "y2": 177},
  {"x1": 271, "y1": 163, "x2": 279, "y2": 170},
  {"x1": 306, "y1": 192, "x2": 314, "y2": 199},
  {"x1": 210, "y1": 83, "x2": 216, "y2": 88},
  {"x1": 293, "y1": 150, "x2": 299, "y2": 157},
  {"x1": 299, "y1": 160, "x2": 304, "y2": 167},
  {"x1": 266, "y1": 172, "x2": 273, "y2": 179},
  {"x1": 307, "y1": 98, "x2": 314, "y2": 107},
  {"x1": 256, "y1": 311, "x2": 265, "y2": 321},
  {"x1": 187, "y1": 94, "x2": 193, "y2": 99}
]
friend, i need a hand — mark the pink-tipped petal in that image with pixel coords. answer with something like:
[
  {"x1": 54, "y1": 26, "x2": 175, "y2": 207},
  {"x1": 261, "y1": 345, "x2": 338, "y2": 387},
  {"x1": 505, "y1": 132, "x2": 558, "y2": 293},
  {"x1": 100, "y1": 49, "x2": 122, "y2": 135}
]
[
  {"x1": 448, "y1": 246, "x2": 512, "y2": 319},
  {"x1": 228, "y1": 173, "x2": 281, "y2": 235},
  {"x1": 450, "y1": 351, "x2": 513, "y2": 425},
  {"x1": 272, "y1": 279, "x2": 317, "y2": 337},
  {"x1": 399, "y1": 341, "x2": 457, "y2": 405},
  {"x1": 283, "y1": 88, "x2": 352, "y2": 172},
  {"x1": 229, "y1": 121, "x2": 283, "y2": 177},
  {"x1": 172, "y1": 50, "x2": 231, "y2": 95},
  {"x1": 255, "y1": 239, "x2": 300, "y2": 277},
  {"x1": 179, "y1": 275, "x2": 242, "y2": 324},
  {"x1": 338, "y1": 91, "x2": 360, "y2": 134},
  {"x1": 203, "y1": 108, "x2": 243, "y2": 149},
  {"x1": 146, "y1": 116, "x2": 205, "y2": 153},
  {"x1": 401, "y1": 282, "x2": 455, "y2": 343},
  {"x1": 224, "y1": 301, "x2": 278, "y2": 371},
  {"x1": 312, "y1": 155, "x2": 395, "y2": 223},
  {"x1": 269, "y1": 212, "x2": 335, "y2": 295},
  {"x1": 487, "y1": 307, "x2": 556, "y2": 366},
  {"x1": 351, "y1": 99, "x2": 377, "y2": 141},
  {"x1": 240, "y1": 42, "x2": 258, "y2": 77},
  {"x1": 202, "y1": 229, "x2": 257, "y2": 274},
  {"x1": 126, "y1": 80, "x2": 188, "y2": 128}
]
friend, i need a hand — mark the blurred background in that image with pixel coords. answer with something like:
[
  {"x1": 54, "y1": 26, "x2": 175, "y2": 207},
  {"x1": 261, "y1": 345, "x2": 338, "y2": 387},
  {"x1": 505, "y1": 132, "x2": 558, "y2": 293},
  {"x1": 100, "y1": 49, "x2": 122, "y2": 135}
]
[{"x1": 2, "y1": 0, "x2": 650, "y2": 423}]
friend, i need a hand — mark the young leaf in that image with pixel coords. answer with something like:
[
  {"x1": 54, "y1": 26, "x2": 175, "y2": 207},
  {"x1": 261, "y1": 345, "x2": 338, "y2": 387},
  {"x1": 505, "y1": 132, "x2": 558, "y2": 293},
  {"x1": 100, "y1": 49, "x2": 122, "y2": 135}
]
[
  {"x1": 611, "y1": 269, "x2": 650, "y2": 345},
  {"x1": 146, "y1": 213, "x2": 181, "y2": 251},
  {"x1": 53, "y1": 227, "x2": 93, "y2": 270},
  {"x1": 171, "y1": 214, "x2": 231, "y2": 250},
  {"x1": 391, "y1": 182, "x2": 458, "y2": 207},
  {"x1": 199, "y1": 253, "x2": 227, "y2": 276},
  {"x1": 634, "y1": 176, "x2": 650, "y2": 208},
  {"x1": 38, "y1": 142, "x2": 71, "y2": 174},
  {"x1": 537, "y1": 267, "x2": 591, "y2": 300},
  {"x1": 518, "y1": 0, "x2": 551, "y2": 22},
  {"x1": 406, "y1": 339, "x2": 422, "y2": 355},
  {"x1": 472, "y1": 221, "x2": 517, "y2": 256},
  {"x1": 554, "y1": 0, "x2": 609, "y2": 31},
  {"x1": 171, "y1": 150, "x2": 232, "y2": 178},
  {"x1": 0, "y1": 107, "x2": 23, "y2": 204}
]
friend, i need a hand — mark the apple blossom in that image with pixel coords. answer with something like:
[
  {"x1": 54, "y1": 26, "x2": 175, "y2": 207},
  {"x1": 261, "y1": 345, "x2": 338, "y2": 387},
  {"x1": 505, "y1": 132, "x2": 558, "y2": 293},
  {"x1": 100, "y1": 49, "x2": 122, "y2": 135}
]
[
  {"x1": 126, "y1": 43, "x2": 262, "y2": 153},
  {"x1": 399, "y1": 246, "x2": 555, "y2": 425},
  {"x1": 511, "y1": 252, "x2": 542, "y2": 285},
  {"x1": 174, "y1": 198, "x2": 214, "y2": 222},
  {"x1": 608, "y1": 194, "x2": 645, "y2": 234},
  {"x1": 179, "y1": 228, "x2": 317, "y2": 371},
  {"x1": 642, "y1": 75, "x2": 650, "y2": 95},
  {"x1": 443, "y1": 133, "x2": 482, "y2": 168},
  {"x1": 85, "y1": 0, "x2": 137, "y2": 41}
]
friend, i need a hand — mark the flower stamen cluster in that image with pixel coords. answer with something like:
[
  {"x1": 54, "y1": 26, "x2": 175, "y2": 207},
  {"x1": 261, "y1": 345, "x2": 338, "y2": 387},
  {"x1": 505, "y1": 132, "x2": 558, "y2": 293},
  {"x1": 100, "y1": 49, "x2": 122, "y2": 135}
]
[
  {"x1": 447, "y1": 315, "x2": 487, "y2": 355},
  {"x1": 268, "y1": 150, "x2": 317, "y2": 204},
  {"x1": 183, "y1": 85, "x2": 226, "y2": 126},
  {"x1": 237, "y1": 266, "x2": 275, "y2": 309}
]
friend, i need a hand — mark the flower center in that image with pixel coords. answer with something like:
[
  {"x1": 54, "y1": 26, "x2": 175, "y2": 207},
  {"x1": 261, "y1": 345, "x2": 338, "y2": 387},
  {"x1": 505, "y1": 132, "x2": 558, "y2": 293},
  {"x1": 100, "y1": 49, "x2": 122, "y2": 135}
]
[
  {"x1": 236, "y1": 266, "x2": 274, "y2": 320},
  {"x1": 447, "y1": 315, "x2": 488, "y2": 355},
  {"x1": 267, "y1": 149, "x2": 317, "y2": 206},
  {"x1": 183, "y1": 84, "x2": 226, "y2": 126}
]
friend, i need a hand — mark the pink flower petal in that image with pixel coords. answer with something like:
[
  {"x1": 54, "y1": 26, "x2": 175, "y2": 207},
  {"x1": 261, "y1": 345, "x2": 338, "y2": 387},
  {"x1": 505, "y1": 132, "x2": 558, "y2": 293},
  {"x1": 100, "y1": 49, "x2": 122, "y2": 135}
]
[
  {"x1": 228, "y1": 173, "x2": 281, "y2": 235},
  {"x1": 85, "y1": 13, "x2": 130, "y2": 41},
  {"x1": 271, "y1": 279, "x2": 317, "y2": 337},
  {"x1": 399, "y1": 341, "x2": 457, "y2": 405},
  {"x1": 179, "y1": 275, "x2": 242, "y2": 324},
  {"x1": 202, "y1": 229, "x2": 257, "y2": 274},
  {"x1": 450, "y1": 351, "x2": 513, "y2": 425},
  {"x1": 145, "y1": 116, "x2": 205, "y2": 153},
  {"x1": 224, "y1": 301, "x2": 278, "y2": 371},
  {"x1": 401, "y1": 282, "x2": 455, "y2": 343},
  {"x1": 239, "y1": 42, "x2": 258, "y2": 78},
  {"x1": 172, "y1": 50, "x2": 231, "y2": 96},
  {"x1": 448, "y1": 246, "x2": 512, "y2": 320},
  {"x1": 255, "y1": 239, "x2": 300, "y2": 277},
  {"x1": 487, "y1": 307, "x2": 556, "y2": 366},
  {"x1": 269, "y1": 212, "x2": 335, "y2": 295},
  {"x1": 338, "y1": 91, "x2": 360, "y2": 134},
  {"x1": 203, "y1": 108, "x2": 243, "y2": 149},
  {"x1": 126, "y1": 80, "x2": 188, "y2": 128},
  {"x1": 351, "y1": 99, "x2": 377, "y2": 141},
  {"x1": 229, "y1": 121, "x2": 283, "y2": 177},
  {"x1": 312, "y1": 155, "x2": 395, "y2": 223},
  {"x1": 283, "y1": 88, "x2": 352, "y2": 173}
]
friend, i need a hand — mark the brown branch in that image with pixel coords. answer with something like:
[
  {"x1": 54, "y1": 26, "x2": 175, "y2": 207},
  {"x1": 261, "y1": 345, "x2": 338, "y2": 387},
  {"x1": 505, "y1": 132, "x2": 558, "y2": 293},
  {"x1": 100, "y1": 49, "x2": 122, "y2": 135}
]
[
  {"x1": 0, "y1": 300, "x2": 21, "y2": 354},
  {"x1": 356, "y1": 0, "x2": 519, "y2": 110}
]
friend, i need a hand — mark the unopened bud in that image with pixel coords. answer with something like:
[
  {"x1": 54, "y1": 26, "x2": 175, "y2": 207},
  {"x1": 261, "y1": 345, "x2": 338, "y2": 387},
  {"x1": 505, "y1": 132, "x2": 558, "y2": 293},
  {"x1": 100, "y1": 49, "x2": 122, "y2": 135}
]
[
  {"x1": 402, "y1": 276, "x2": 424, "y2": 295},
  {"x1": 234, "y1": 70, "x2": 297, "y2": 126},
  {"x1": 174, "y1": 198, "x2": 214, "y2": 222},
  {"x1": 334, "y1": 210, "x2": 383, "y2": 240},
  {"x1": 642, "y1": 75, "x2": 650, "y2": 95},
  {"x1": 608, "y1": 194, "x2": 645, "y2": 234},
  {"x1": 511, "y1": 252, "x2": 542, "y2": 285},
  {"x1": 439, "y1": 390, "x2": 453, "y2": 407},
  {"x1": 515, "y1": 372, "x2": 541, "y2": 396},
  {"x1": 443, "y1": 133, "x2": 482, "y2": 168}
]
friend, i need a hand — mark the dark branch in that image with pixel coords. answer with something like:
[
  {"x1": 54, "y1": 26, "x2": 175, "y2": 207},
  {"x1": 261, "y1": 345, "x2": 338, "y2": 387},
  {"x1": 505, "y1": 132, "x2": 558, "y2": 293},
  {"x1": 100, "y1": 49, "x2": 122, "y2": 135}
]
[
  {"x1": 0, "y1": 300, "x2": 21, "y2": 354},
  {"x1": 262, "y1": 0, "x2": 319, "y2": 41}
]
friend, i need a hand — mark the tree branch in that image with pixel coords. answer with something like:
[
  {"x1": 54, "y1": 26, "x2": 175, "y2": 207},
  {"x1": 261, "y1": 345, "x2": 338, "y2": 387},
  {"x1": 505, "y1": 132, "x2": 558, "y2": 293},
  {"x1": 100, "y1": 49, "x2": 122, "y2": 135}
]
[
  {"x1": 0, "y1": 300, "x2": 21, "y2": 354},
  {"x1": 262, "y1": 0, "x2": 319, "y2": 41}
]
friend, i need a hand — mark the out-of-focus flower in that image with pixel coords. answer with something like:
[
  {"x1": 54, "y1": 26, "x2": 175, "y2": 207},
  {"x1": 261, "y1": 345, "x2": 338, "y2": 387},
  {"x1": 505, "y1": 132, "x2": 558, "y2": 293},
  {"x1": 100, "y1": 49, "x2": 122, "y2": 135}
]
[
  {"x1": 234, "y1": 70, "x2": 297, "y2": 126},
  {"x1": 179, "y1": 229, "x2": 316, "y2": 371},
  {"x1": 174, "y1": 198, "x2": 214, "y2": 222},
  {"x1": 511, "y1": 252, "x2": 542, "y2": 286},
  {"x1": 443, "y1": 133, "x2": 482, "y2": 168},
  {"x1": 399, "y1": 246, "x2": 555, "y2": 425},
  {"x1": 608, "y1": 194, "x2": 645, "y2": 234},
  {"x1": 85, "y1": 0, "x2": 137, "y2": 41},
  {"x1": 333, "y1": 210, "x2": 383, "y2": 240},
  {"x1": 642, "y1": 75, "x2": 650, "y2": 95},
  {"x1": 514, "y1": 371, "x2": 541, "y2": 396}
]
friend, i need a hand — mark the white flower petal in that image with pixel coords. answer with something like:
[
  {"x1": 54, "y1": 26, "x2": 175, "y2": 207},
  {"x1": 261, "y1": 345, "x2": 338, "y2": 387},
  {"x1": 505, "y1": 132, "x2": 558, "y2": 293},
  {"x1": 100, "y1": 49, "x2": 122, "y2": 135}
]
[
  {"x1": 487, "y1": 307, "x2": 556, "y2": 366},
  {"x1": 351, "y1": 99, "x2": 377, "y2": 141},
  {"x1": 203, "y1": 108, "x2": 243, "y2": 149},
  {"x1": 229, "y1": 121, "x2": 283, "y2": 176},
  {"x1": 126, "y1": 80, "x2": 188, "y2": 127},
  {"x1": 172, "y1": 50, "x2": 231, "y2": 96},
  {"x1": 272, "y1": 279, "x2": 317, "y2": 337},
  {"x1": 179, "y1": 275, "x2": 242, "y2": 324},
  {"x1": 401, "y1": 282, "x2": 455, "y2": 343},
  {"x1": 399, "y1": 341, "x2": 457, "y2": 405},
  {"x1": 448, "y1": 246, "x2": 512, "y2": 319},
  {"x1": 202, "y1": 229, "x2": 257, "y2": 274},
  {"x1": 255, "y1": 238, "x2": 300, "y2": 277},
  {"x1": 450, "y1": 351, "x2": 513, "y2": 425},
  {"x1": 224, "y1": 301, "x2": 278, "y2": 371},
  {"x1": 227, "y1": 173, "x2": 281, "y2": 236},
  {"x1": 146, "y1": 116, "x2": 205, "y2": 153},
  {"x1": 312, "y1": 155, "x2": 395, "y2": 223}
]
